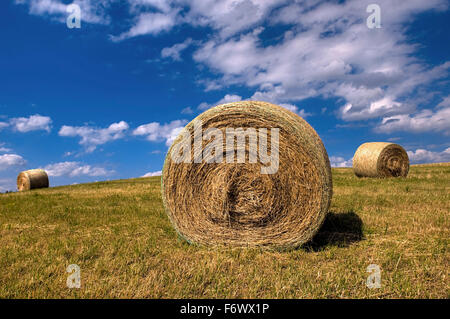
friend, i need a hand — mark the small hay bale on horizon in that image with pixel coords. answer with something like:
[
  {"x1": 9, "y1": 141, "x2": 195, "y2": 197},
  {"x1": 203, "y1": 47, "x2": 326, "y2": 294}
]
[
  {"x1": 161, "y1": 100, "x2": 333, "y2": 250},
  {"x1": 353, "y1": 142, "x2": 409, "y2": 178},
  {"x1": 17, "y1": 169, "x2": 49, "y2": 191}
]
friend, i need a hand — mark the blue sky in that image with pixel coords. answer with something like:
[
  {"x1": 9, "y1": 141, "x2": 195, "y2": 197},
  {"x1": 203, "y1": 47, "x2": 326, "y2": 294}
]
[{"x1": 1, "y1": 0, "x2": 449, "y2": 191}]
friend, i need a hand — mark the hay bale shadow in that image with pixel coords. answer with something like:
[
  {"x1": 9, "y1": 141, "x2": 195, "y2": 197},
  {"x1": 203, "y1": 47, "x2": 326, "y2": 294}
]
[{"x1": 303, "y1": 211, "x2": 363, "y2": 251}]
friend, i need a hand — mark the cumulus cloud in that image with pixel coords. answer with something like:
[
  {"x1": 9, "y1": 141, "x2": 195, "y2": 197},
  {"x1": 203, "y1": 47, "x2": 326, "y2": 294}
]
[
  {"x1": 0, "y1": 143, "x2": 12, "y2": 153},
  {"x1": 183, "y1": 0, "x2": 282, "y2": 38},
  {"x1": 110, "y1": 12, "x2": 177, "y2": 41},
  {"x1": 407, "y1": 148, "x2": 450, "y2": 164},
  {"x1": 110, "y1": 0, "x2": 281, "y2": 40},
  {"x1": 198, "y1": 94, "x2": 313, "y2": 117},
  {"x1": 0, "y1": 122, "x2": 9, "y2": 130},
  {"x1": 142, "y1": 170, "x2": 162, "y2": 177},
  {"x1": 15, "y1": 0, "x2": 450, "y2": 128},
  {"x1": 198, "y1": 94, "x2": 243, "y2": 110},
  {"x1": 161, "y1": 38, "x2": 194, "y2": 61},
  {"x1": 375, "y1": 106, "x2": 450, "y2": 135},
  {"x1": 338, "y1": 96, "x2": 411, "y2": 121},
  {"x1": 15, "y1": 0, "x2": 66, "y2": 15},
  {"x1": 0, "y1": 154, "x2": 27, "y2": 170},
  {"x1": 133, "y1": 120, "x2": 187, "y2": 146},
  {"x1": 128, "y1": 0, "x2": 173, "y2": 13},
  {"x1": 101, "y1": 0, "x2": 286, "y2": 42},
  {"x1": 278, "y1": 103, "x2": 312, "y2": 118},
  {"x1": 9, "y1": 114, "x2": 52, "y2": 133},
  {"x1": 329, "y1": 156, "x2": 353, "y2": 168},
  {"x1": 58, "y1": 121, "x2": 129, "y2": 153},
  {"x1": 181, "y1": 106, "x2": 194, "y2": 114},
  {"x1": 43, "y1": 161, "x2": 114, "y2": 177},
  {"x1": 15, "y1": 0, "x2": 111, "y2": 24},
  {"x1": 437, "y1": 95, "x2": 450, "y2": 108},
  {"x1": 191, "y1": 0, "x2": 449, "y2": 120}
]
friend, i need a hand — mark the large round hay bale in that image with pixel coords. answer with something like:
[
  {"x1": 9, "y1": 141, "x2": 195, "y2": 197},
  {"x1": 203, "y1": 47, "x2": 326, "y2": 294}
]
[
  {"x1": 17, "y1": 169, "x2": 49, "y2": 191},
  {"x1": 161, "y1": 101, "x2": 332, "y2": 250},
  {"x1": 353, "y1": 142, "x2": 409, "y2": 178}
]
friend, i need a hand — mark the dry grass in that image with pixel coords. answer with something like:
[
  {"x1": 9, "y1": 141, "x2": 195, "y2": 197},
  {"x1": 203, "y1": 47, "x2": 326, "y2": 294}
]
[{"x1": 0, "y1": 164, "x2": 448, "y2": 298}]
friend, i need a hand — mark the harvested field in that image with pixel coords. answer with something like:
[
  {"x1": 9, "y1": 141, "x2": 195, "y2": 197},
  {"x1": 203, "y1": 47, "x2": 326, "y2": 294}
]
[{"x1": 0, "y1": 164, "x2": 448, "y2": 298}]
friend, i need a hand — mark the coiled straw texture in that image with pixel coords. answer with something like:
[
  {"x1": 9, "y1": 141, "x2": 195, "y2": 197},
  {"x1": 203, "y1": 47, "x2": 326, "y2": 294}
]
[
  {"x1": 353, "y1": 142, "x2": 409, "y2": 178},
  {"x1": 162, "y1": 101, "x2": 332, "y2": 250},
  {"x1": 17, "y1": 169, "x2": 49, "y2": 191}
]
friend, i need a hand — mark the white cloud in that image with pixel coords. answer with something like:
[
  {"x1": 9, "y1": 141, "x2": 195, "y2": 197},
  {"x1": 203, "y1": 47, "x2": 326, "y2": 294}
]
[
  {"x1": 142, "y1": 170, "x2": 162, "y2": 177},
  {"x1": 9, "y1": 114, "x2": 52, "y2": 133},
  {"x1": 111, "y1": 12, "x2": 177, "y2": 41},
  {"x1": 278, "y1": 103, "x2": 312, "y2": 118},
  {"x1": 197, "y1": 94, "x2": 312, "y2": 117},
  {"x1": 129, "y1": 0, "x2": 173, "y2": 13},
  {"x1": 407, "y1": 148, "x2": 450, "y2": 164},
  {"x1": 329, "y1": 156, "x2": 353, "y2": 168},
  {"x1": 20, "y1": 0, "x2": 66, "y2": 15},
  {"x1": 181, "y1": 106, "x2": 194, "y2": 114},
  {"x1": 191, "y1": 0, "x2": 449, "y2": 120},
  {"x1": 194, "y1": 32, "x2": 261, "y2": 77},
  {"x1": 437, "y1": 95, "x2": 450, "y2": 108},
  {"x1": 161, "y1": 38, "x2": 194, "y2": 61},
  {"x1": 113, "y1": 0, "x2": 282, "y2": 40},
  {"x1": 375, "y1": 106, "x2": 450, "y2": 135},
  {"x1": 58, "y1": 121, "x2": 129, "y2": 153},
  {"x1": 198, "y1": 94, "x2": 242, "y2": 110},
  {"x1": 183, "y1": 0, "x2": 282, "y2": 38},
  {"x1": 133, "y1": 120, "x2": 187, "y2": 146},
  {"x1": 14, "y1": 0, "x2": 450, "y2": 127},
  {"x1": 43, "y1": 161, "x2": 114, "y2": 177},
  {"x1": 0, "y1": 122, "x2": 9, "y2": 130},
  {"x1": 338, "y1": 97, "x2": 411, "y2": 121},
  {"x1": 0, "y1": 154, "x2": 27, "y2": 170},
  {"x1": 15, "y1": 0, "x2": 111, "y2": 24},
  {"x1": 0, "y1": 143, "x2": 12, "y2": 153}
]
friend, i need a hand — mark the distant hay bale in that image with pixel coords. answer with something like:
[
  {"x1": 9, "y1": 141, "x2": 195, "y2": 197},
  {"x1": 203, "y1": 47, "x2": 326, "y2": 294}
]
[
  {"x1": 161, "y1": 101, "x2": 333, "y2": 250},
  {"x1": 17, "y1": 169, "x2": 49, "y2": 191},
  {"x1": 353, "y1": 142, "x2": 409, "y2": 178}
]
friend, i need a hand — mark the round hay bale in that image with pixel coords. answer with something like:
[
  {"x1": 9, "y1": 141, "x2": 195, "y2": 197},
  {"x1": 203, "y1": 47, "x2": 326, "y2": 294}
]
[
  {"x1": 353, "y1": 142, "x2": 409, "y2": 178},
  {"x1": 17, "y1": 169, "x2": 49, "y2": 191},
  {"x1": 161, "y1": 101, "x2": 332, "y2": 250}
]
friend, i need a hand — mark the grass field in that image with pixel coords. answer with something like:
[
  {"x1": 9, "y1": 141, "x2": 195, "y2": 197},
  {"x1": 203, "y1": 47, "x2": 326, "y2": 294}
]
[{"x1": 0, "y1": 164, "x2": 448, "y2": 298}]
